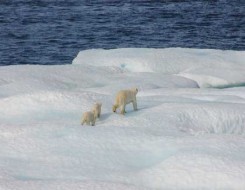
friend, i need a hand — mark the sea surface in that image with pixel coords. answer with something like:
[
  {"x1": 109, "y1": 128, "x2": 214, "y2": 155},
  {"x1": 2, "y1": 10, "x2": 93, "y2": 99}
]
[{"x1": 0, "y1": 0, "x2": 244, "y2": 66}]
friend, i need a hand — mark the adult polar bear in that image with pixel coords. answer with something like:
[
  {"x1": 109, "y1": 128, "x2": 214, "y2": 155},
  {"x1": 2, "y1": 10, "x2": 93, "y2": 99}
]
[{"x1": 113, "y1": 88, "x2": 138, "y2": 115}]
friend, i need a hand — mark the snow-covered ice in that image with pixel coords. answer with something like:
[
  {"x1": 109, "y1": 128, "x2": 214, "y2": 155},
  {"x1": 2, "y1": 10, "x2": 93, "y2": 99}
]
[{"x1": 0, "y1": 48, "x2": 245, "y2": 190}]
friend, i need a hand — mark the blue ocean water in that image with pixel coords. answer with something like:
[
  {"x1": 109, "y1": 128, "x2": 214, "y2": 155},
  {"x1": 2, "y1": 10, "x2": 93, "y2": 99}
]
[{"x1": 0, "y1": 0, "x2": 244, "y2": 66}]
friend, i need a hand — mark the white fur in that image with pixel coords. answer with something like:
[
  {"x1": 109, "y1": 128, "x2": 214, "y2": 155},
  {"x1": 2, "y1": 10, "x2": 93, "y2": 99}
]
[
  {"x1": 92, "y1": 102, "x2": 102, "y2": 118},
  {"x1": 81, "y1": 111, "x2": 96, "y2": 126},
  {"x1": 112, "y1": 88, "x2": 138, "y2": 115}
]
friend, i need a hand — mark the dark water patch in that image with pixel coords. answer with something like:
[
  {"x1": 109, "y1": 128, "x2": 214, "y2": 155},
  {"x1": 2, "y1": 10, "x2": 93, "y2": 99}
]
[{"x1": 0, "y1": 0, "x2": 244, "y2": 66}]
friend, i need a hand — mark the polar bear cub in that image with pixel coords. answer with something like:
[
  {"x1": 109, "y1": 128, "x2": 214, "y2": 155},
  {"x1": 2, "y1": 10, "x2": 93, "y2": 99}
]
[
  {"x1": 81, "y1": 102, "x2": 102, "y2": 126},
  {"x1": 112, "y1": 88, "x2": 138, "y2": 115},
  {"x1": 81, "y1": 111, "x2": 96, "y2": 126},
  {"x1": 92, "y1": 102, "x2": 102, "y2": 118}
]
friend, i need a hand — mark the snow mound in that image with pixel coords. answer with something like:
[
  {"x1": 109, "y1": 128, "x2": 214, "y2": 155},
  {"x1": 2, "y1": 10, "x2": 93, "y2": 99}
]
[
  {"x1": 169, "y1": 103, "x2": 245, "y2": 136},
  {"x1": 1, "y1": 48, "x2": 245, "y2": 190},
  {"x1": 73, "y1": 48, "x2": 245, "y2": 88}
]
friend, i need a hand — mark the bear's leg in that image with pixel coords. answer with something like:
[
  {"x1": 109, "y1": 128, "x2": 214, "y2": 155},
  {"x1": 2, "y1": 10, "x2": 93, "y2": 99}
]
[
  {"x1": 133, "y1": 101, "x2": 137, "y2": 111},
  {"x1": 86, "y1": 121, "x2": 90, "y2": 125},
  {"x1": 120, "y1": 104, "x2": 126, "y2": 115},
  {"x1": 81, "y1": 119, "x2": 85, "y2": 125}
]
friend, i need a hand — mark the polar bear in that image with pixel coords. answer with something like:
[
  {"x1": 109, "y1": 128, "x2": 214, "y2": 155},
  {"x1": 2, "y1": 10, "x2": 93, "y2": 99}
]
[
  {"x1": 92, "y1": 102, "x2": 102, "y2": 118},
  {"x1": 81, "y1": 111, "x2": 96, "y2": 126},
  {"x1": 112, "y1": 88, "x2": 138, "y2": 115}
]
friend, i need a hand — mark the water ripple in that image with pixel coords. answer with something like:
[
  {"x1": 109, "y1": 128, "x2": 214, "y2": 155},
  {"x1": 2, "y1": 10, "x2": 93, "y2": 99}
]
[{"x1": 0, "y1": 0, "x2": 244, "y2": 66}]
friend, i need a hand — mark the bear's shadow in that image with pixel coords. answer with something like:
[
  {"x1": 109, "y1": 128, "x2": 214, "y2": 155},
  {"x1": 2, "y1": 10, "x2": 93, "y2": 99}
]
[
  {"x1": 97, "y1": 104, "x2": 159, "y2": 122},
  {"x1": 98, "y1": 112, "x2": 111, "y2": 122}
]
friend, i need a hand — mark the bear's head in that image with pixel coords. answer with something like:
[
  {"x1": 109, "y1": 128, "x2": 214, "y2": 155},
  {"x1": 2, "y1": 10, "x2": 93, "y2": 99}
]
[
  {"x1": 132, "y1": 87, "x2": 138, "y2": 94},
  {"x1": 95, "y1": 102, "x2": 102, "y2": 108}
]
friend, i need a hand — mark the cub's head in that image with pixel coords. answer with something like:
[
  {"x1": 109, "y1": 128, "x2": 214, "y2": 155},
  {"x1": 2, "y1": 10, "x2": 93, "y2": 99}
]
[{"x1": 95, "y1": 102, "x2": 102, "y2": 108}]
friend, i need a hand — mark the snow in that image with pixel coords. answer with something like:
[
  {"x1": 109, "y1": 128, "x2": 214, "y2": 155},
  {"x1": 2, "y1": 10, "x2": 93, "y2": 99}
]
[
  {"x1": 73, "y1": 48, "x2": 245, "y2": 88},
  {"x1": 1, "y1": 48, "x2": 245, "y2": 190}
]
